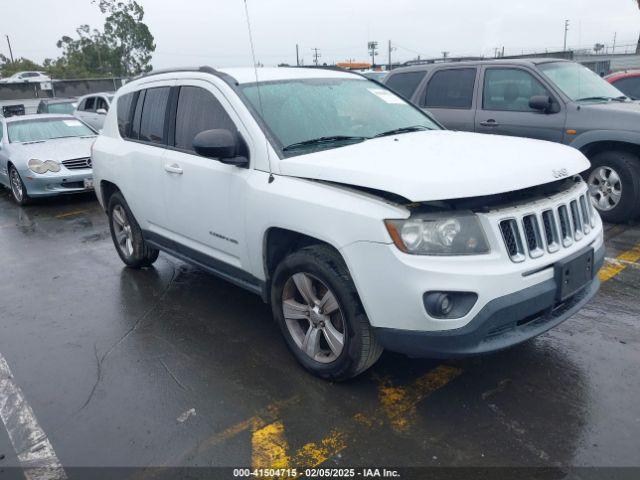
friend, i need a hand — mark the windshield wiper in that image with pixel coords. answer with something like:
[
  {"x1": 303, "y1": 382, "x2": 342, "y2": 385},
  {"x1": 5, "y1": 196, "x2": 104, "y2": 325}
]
[
  {"x1": 575, "y1": 96, "x2": 614, "y2": 102},
  {"x1": 374, "y1": 125, "x2": 431, "y2": 138},
  {"x1": 282, "y1": 135, "x2": 368, "y2": 152},
  {"x1": 612, "y1": 95, "x2": 628, "y2": 102}
]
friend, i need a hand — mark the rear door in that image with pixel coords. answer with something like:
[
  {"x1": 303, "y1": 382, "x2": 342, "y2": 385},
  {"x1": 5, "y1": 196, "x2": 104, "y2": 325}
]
[
  {"x1": 117, "y1": 84, "x2": 173, "y2": 232},
  {"x1": 475, "y1": 66, "x2": 566, "y2": 142},
  {"x1": 418, "y1": 67, "x2": 478, "y2": 131}
]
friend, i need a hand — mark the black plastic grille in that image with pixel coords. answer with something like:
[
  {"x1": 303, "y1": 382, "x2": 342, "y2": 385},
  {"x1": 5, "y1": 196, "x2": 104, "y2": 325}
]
[
  {"x1": 500, "y1": 220, "x2": 519, "y2": 257},
  {"x1": 522, "y1": 216, "x2": 538, "y2": 251}
]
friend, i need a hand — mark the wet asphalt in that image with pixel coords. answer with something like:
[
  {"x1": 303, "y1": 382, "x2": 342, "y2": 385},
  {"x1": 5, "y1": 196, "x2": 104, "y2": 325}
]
[{"x1": 0, "y1": 189, "x2": 638, "y2": 477}]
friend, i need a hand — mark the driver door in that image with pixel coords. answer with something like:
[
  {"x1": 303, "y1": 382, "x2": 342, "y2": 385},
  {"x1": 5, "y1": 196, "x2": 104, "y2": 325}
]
[
  {"x1": 475, "y1": 66, "x2": 566, "y2": 143},
  {"x1": 161, "y1": 80, "x2": 252, "y2": 272}
]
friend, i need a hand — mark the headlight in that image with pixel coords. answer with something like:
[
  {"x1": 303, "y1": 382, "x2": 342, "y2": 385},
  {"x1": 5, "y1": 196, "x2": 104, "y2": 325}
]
[
  {"x1": 385, "y1": 212, "x2": 490, "y2": 255},
  {"x1": 28, "y1": 159, "x2": 60, "y2": 174}
]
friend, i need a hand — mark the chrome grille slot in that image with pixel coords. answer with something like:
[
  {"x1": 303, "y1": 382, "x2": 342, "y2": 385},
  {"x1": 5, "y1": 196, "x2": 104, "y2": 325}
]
[
  {"x1": 499, "y1": 219, "x2": 525, "y2": 263},
  {"x1": 541, "y1": 210, "x2": 560, "y2": 253},
  {"x1": 522, "y1": 214, "x2": 544, "y2": 258},
  {"x1": 579, "y1": 195, "x2": 591, "y2": 235},
  {"x1": 570, "y1": 200, "x2": 584, "y2": 241},
  {"x1": 558, "y1": 205, "x2": 573, "y2": 247},
  {"x1": 62, "y1": 157, "x2": 92, "y2": 170},
  {"x1": 497, "y1": 185, "x2": 597, "y2": 263}
]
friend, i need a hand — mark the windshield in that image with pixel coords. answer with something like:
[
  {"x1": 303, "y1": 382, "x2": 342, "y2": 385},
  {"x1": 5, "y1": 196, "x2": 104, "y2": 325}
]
[
  {"x1": 8, "y1": 118, "x2": 95, "y2": 143},
  {"x1": 538, "y1": 61, "x2": 625, "y2": 102},
  {"x1": 240, "y1": 78, "x2": 440, "y2": 156},
  {"x1": 47, "y1": 102, "x2": 77, "y2": 114}
]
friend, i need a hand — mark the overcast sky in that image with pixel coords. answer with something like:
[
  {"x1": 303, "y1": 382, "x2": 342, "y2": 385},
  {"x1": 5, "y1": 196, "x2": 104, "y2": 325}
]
[{"x1": 2, "y1": 0, "x2": 639, "y2": 68}]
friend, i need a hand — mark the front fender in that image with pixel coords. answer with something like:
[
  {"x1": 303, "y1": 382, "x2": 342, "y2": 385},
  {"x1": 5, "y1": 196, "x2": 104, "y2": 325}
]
[{"x1": 569, "y1": 129, "x2": 640, "y2": 151}]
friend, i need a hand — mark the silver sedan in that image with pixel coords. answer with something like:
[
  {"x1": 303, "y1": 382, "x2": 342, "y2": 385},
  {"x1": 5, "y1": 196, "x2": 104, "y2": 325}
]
[{"x1": 0, "y1": 114, "x2": 97, "y2": 205}]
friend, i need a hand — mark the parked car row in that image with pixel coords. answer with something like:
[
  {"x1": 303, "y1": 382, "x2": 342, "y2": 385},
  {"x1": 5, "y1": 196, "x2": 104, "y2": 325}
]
[{"x1": 383, "y1": 59, "x2": 640, "y2": 223}]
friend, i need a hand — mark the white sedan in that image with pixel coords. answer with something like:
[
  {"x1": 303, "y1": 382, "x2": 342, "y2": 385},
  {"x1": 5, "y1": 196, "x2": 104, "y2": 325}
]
[{"x1": 0, "y1": 71, "x2": 51, "y2": 84}]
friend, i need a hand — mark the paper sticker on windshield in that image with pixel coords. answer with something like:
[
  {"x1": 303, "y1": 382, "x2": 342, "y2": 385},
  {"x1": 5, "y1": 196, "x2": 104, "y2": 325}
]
[
  {"x1": 63, "y1": 119, "x2": 82, "y2": 127},
  {"x1": 368, "y1": 88, "x2": 405, "y2": 104}
]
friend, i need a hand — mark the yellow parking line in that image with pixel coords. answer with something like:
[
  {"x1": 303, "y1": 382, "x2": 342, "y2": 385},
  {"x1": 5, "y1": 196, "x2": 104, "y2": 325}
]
[
  {"x1": 599, "y1": 243, "x2": 640, "y2": 283},
  {"x1": 54, "y1": 209, "x2": 90, "y2": 219},
  {"x1": 250, "y1": 365, "x2": 462, "y2": 469}
]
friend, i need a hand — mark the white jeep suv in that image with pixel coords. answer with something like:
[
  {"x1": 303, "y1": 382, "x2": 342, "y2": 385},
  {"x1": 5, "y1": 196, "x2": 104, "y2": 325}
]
[{"x1": 92, "y1": 66, "x2": 604, "y2": 380}]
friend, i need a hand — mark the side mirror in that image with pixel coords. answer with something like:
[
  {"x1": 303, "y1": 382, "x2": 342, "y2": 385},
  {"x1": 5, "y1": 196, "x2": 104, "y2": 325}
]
[
  {"x1": 96, "y1": 108, "x2": 108, "y2": 115},
  {"x1": 193, "y1": 129, "x2": 248, "y2": 167},
  {"x1": 529, "y1": 95, "x2": 554, "y2": 113}
]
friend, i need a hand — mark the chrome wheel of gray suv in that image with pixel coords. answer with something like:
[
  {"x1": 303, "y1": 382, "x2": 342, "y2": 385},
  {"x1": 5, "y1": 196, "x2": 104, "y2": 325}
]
[
  {"x1": 585, "y1": 151, "x2": 640, "y2": 223},
  {"x1": 588, "y1": 166, "x2": 622, "y2": 211}
]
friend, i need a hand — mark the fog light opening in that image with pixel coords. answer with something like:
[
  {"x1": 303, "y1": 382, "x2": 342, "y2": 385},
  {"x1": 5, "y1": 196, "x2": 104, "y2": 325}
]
[{"x1": 423, "y1": 291, "x2": 478, "y2": 319}]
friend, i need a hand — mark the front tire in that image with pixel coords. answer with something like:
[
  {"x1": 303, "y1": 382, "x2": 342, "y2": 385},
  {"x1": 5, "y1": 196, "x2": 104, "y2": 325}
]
[
  {"x1": 8, "y1": 165, "x2": 30, "y2": 205},
  {"x1": 586, "y1": 151, "x2": 640, "y2": 223},
  {"x1": 108, "y1": 192, "x2": 159, "y2": 268},
  {"x1": 270, "y1": 245, "x2": 382, "y2": 381}
]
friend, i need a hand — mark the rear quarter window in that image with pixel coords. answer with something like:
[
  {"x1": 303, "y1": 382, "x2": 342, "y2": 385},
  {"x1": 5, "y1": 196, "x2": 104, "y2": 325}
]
[
  {"x1": 385, "y1": 71, "x2": 426, "y2": 100},
  {"x1": 117, "y1": 93, "x2": 136, "y2": 138},
  {"x1": 424, "y1": 68, "x2": 476, "y2": 109}
]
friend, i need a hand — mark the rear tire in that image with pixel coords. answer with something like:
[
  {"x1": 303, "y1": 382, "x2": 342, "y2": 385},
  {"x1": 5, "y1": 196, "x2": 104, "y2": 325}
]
[
  {"x1": 270, "y1": 244, "x2": 383, "y2": 381},
  {"x1": 108, "y1": 192, "x2": 159, "y2": 268},
  {"x1": 8, "y1": 165, "x2": 30, "y2": 206},
  {"x1": 585, "y1": 150, "x2": 640, "y2": 223}
]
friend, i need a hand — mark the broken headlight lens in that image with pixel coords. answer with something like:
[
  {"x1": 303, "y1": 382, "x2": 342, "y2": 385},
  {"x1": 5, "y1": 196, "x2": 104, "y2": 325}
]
[{"x1": 385, "y1": 212, "x2": 490, "y2": 255}]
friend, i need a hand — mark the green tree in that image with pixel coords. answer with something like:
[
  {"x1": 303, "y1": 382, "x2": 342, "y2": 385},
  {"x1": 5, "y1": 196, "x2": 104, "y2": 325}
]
[{"x1": 50, "y1": 0, "x2": 155, "y2": 78}]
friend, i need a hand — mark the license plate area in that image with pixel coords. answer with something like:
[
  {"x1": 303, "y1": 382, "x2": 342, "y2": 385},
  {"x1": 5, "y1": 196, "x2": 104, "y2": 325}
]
[
  {"x1": 555, "y1": 248, "x2": 594, "y2": 301},
  {"x1": 84, "y1": 178, "x2": 94, "y2": 189}
]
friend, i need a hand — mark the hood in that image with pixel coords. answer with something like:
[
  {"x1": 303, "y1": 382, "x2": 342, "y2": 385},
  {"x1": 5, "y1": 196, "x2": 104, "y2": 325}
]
[
  {"x1": 8, "y1": 136, "x2": 95, "y2": 163},
  {"x1": 576, "y1": 100, "x2": 640, "y2": 130},
  {"x1": 278, "y1": 130, "x2": 590, "y2": 202}
]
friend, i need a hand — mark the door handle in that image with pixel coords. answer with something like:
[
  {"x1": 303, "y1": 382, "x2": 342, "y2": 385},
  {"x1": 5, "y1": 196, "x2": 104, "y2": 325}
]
[
  {"x1": 164, "y1": 164, "x2": 183, "y2": 175},
  {"x1": 480, "y1": 119, "x2": 500, "y2": 127}
]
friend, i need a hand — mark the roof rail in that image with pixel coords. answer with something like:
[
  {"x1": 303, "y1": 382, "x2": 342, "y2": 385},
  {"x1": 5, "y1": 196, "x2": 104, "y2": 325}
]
[{"x1": 132, "y1": 66, "x2": 221, "y2": 81}]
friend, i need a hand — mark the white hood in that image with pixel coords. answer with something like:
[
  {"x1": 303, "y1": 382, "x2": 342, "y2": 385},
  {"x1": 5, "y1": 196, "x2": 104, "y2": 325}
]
[{"x1": 278, "y1": 130, "x2": 590, "y2": 202}]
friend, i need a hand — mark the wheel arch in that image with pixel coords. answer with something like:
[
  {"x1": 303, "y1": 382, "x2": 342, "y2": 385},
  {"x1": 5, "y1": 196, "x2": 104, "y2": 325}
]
[
  {"x1": 99, "y1": 180, "x2": 120, "y2": 210},
  {"x1": 262, "y1": 227, "x2": 348, "y2": 302},
  {"x1": 579, "y1": 140, "x2": 640, "y2": 161}
]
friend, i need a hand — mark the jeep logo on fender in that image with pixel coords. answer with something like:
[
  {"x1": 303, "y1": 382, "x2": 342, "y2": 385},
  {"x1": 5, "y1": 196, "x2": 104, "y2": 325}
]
[{"x1": 553, "y1": 168, "x2": 569, "y2": 178}]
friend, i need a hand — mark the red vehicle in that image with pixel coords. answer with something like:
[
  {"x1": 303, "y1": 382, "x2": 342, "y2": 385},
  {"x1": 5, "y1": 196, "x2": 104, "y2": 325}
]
[{"x1": 606, "y1": 70, "x2": 640, "y2": 100}]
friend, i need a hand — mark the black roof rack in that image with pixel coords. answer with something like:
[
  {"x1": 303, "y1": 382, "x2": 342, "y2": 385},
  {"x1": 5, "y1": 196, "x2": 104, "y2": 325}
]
[{"x1": 131, "y1": 65, "x2": 240, "y2": 88}]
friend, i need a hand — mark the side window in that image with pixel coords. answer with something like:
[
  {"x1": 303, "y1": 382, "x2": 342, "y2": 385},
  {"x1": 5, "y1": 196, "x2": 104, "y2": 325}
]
[
  {"x1": 117, "y1": 92, "x2": 136, "y2": 138},
  {"x1": 424, "y1": 68, "x2": 476, "y2": 109},
  {"x1": 96, "y1": 97, "x2": 109, "y2": 111},
  {"x1": 612, "y1": 77, "x2": 640, "y2": 100},
  {"x1": 130, "y1": 90, "x2": 146, "y2": 140},
  {"x1": 83, "y1": 97, "x2": 96, "y2": 111},
  {"x1": 483, "y1": 68, "x2": 549, "y2": 112},
  {"x1": 174, "y1": 86, "x2": 237, "y2": 152},
  {"x1": 385, "y1": 71, "x2": 426, "y2": 100},
  {"x1": 139, "y1": 87, "x2": 170, "y2": 144}
]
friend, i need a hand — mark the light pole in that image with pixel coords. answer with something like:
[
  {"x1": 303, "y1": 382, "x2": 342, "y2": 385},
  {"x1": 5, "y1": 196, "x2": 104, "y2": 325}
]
[
  {"x1": 563, "y1": 20, "x2": 570, "y2": 51},
  {"x1": 368, "y1": 41, "x2": 378, "y2": 68}
]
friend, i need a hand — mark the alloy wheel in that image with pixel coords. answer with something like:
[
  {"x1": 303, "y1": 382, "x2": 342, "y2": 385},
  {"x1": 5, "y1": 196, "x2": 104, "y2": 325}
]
[
  {"x1": 588, "y1": 166, "x2": 622, "y2": 211},
  {"x1": 282, "y1": 272, "x2": 345, "y2": 363},
  {"x1": 112, "y1": 205, "x2": 134, "y2": 258},
  {"x1": 9, "y1": 168, "x2": 24, "y2": 203}
]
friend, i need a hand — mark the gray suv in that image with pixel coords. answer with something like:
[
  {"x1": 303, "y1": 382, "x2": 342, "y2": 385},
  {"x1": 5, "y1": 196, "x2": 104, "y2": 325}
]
[{"x1": 384, "y1": 59, "x2": 640, "y2": 223}]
